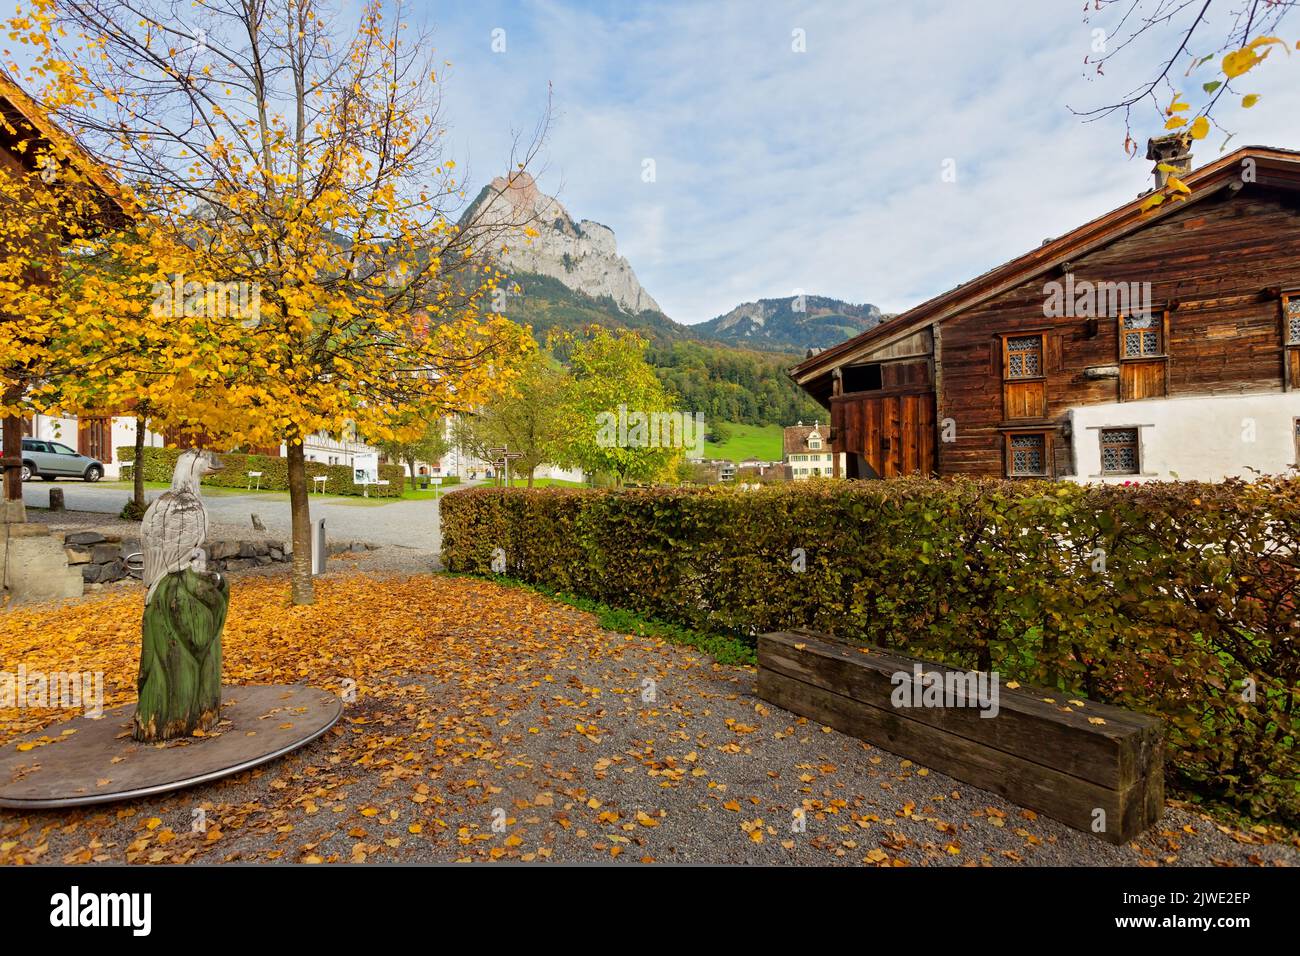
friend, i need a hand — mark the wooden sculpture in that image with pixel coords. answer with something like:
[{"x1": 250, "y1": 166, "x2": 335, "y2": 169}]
[{"x1": 133, "y1": 449, "x2": 228, "y2": 741}]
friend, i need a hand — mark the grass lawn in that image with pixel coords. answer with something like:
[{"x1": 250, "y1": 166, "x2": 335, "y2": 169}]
[
  {"x1": 494, "y1": 477, "x2": 586, "y2": 489},
  {"x1": 703, "y1": 422, "x2": 783, "y2": 462},
  {"x1": 95, "y1": 479, "x2": 289, "y2": 500}
]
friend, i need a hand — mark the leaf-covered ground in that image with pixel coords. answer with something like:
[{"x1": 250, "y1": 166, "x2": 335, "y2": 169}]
[{"x1": 1, "y1": 573, "x2": 1296, "y2": 866}]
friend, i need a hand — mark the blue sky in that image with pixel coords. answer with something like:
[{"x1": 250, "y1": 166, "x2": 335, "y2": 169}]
[
  {"x1": 422, "y1": 0, "x2": 1300, "y2": 323},
  {"x1": 8, "y1": 0, "x2": 1297, "y2": 323}
]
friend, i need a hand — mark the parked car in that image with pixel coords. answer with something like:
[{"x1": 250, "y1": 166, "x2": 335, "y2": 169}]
[{"x1": 13, "y1": 437, "x2": 104, "y2": 481}]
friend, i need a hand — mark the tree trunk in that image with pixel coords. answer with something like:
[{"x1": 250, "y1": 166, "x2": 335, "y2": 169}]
[
  {"x1": 406, "y1": 455, "x2": 418, "y2": 491},
  {"x1": 527, "y1": 465, "x2": 535, "y2": 488},
  {"x1": 133, "y1": 568, "x2": 228, "y2": 741},
  {"x1": 287, "y1": 440, "x2": 314, "y2": 605},
  {"x1": 132, "y1": 414, "x2": 146, "y2": 511},
  {"x1": 2, "y1": 383, "x2": 24, "y2": 509}
]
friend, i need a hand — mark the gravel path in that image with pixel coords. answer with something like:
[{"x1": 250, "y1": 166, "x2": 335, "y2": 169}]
[{"x1": 1, "y1": 572, "x2": 1294, "y2": 867}]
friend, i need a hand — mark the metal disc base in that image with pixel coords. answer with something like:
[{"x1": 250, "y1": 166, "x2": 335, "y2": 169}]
[{"x1": 0, "y1": 684, "x2": 342, "y2": 809}]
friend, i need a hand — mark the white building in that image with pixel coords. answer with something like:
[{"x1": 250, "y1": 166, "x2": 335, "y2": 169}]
[
  {"x1": 783, "y1": 421, "x2": 844, "y2": 480},
  {"x1": 24, "y1": 412, "x2": 164, "y2": 480},
  {"x1": 22, "y1": 409, "x2": 586, "y2": 486},
  {"x1": 1067, "y1": 393, "x2": 1300, "y2": 484}
]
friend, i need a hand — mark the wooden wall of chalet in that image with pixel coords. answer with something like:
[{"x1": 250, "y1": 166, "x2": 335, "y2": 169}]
[{"x1": 936, "y1": 185, "x2": 1300, "y2": 477}]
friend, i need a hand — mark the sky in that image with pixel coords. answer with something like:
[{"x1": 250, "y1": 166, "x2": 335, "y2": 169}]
[
  {"x1": 418, "y1": 0, "x2": 1300, "y2": 324},
  {"x1": 7, "y1": 0, "x2": 1298, "y2": 324}
]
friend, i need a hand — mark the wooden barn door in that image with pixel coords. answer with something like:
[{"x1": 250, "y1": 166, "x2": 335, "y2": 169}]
[
  {"x1": 78, "y1": 417, "x2": 113, "y2": 463},
  {"x1": 833, "y1": 390, "x2": 936, "y2": 478}
]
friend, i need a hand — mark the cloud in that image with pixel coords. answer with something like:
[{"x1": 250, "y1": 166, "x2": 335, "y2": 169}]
[{"x1": 429, "y1": 0, "x2": 1300, "y2": 322}]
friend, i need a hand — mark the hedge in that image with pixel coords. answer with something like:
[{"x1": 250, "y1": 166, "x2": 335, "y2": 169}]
[
  {"x1": 118, "y1": 446, "x2": 406, "y2": 497},
  {"x1": 441, "y1": 477, "x2": 1300, "y2": 824}
]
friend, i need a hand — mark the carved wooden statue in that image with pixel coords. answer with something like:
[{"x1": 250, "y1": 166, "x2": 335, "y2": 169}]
[{"x1": 133, "y1": 449, "x2": 228, "y2": 742}]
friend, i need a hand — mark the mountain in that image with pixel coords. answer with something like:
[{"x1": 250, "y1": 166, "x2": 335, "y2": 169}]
[
  {"x1": 463, "y1": 172, "x2": 660, "y2": 314},
  {"x1": 694, "y1": 295, "x2": 885, "y2": 352},
  {"x1": 501, "y1": 271, "x2": 698, "y2": 347},
  {"x1": 493, "y1": 271, "x2": 823, "y2": 425},
  {"x1": 460, "y1": 174, "x2": 851, "y2": 426}
]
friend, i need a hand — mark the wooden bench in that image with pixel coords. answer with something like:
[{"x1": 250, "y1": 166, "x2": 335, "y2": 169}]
[{"x1": 757, "y1": 630, "x2": 1164, "y2": 844}]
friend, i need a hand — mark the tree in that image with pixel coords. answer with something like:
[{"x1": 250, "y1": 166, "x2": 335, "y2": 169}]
[
  {"x1": 0, "y1": 66, "x2": 137, "y2": 516},
  {"x1": 452, "y1": 350, "x2": 569, "y2": 487},
  {"x1": 554, "y1": 327, "x2": 684, "y2": 487},
  {"x1": 121, "y1": 407, "x2": 151, "y2": 521},
  {"x1": 7, "y1": 0, "x2": 547, "y2": 603},
  {"x1": 377, "y1": 416, "x2": 449, "y2": 490},
  {"x1": 1076, "y1": 0, "x2": 1298, "y2": 206}
]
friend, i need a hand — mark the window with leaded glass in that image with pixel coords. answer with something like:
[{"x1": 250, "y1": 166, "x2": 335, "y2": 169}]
[
  {"x1": 1286, "y1": 297, "x2": 1300, "y2": 345},
  {"x1": 1005, "y1": 335, "x2": 1043, "y2": 379},
  {"x1": 1099, "y1": 428, "x2": 1139, "y2": 475},
  {"x1": 1121, "y1": 313, "x2": 1162, "y2": 357},
  {"x1": 1009, "y1": 432, "x2": 1047, "y2": 476}
]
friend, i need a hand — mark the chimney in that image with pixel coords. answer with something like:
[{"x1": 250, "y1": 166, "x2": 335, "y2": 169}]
[{"x1": 1146, "y1": 132, "x2": 1193, "y2": 190}]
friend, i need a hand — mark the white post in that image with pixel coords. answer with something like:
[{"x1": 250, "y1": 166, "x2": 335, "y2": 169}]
[{"x1": 311, "y1": 517, "x2": 327, "y2": 575}]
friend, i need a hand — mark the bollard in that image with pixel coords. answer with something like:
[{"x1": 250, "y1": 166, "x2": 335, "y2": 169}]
[
  {"x1": 310, "y1": 517, "x2": 327, "y2": 575},
  {"x1": 48, "y1": 487, "x2": 65, "y2": 512}
]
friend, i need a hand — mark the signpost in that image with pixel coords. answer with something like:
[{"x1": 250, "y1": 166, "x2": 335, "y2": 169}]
[{"x1": 486, "y1": 446, "x2": 524, "y2": 487}]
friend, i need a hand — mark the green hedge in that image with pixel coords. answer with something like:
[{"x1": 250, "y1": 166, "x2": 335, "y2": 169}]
[
  {"x1": 118, "y1": 446, "x2": 405, "y2": 497},
  {"x1": 441, "y1": 477, "x2": 1300, "y2": 824}
]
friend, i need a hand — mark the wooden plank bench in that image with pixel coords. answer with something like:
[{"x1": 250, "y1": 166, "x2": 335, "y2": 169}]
[{"x1": 757, "y1": 630, "x2": 1164, "y2": 844}]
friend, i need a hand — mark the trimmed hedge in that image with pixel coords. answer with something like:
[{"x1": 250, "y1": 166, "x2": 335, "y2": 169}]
[
  {"x1": 119, "y1": 446, "x2": 405, "y2": 498},
  {"x1": 442, "y1": 477, "x2": 1300, "y2": 824}
]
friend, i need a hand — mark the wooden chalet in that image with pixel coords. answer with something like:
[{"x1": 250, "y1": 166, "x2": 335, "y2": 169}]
[{"x1": 790, "y1": 137, "x2": 1300, "y2": 482}]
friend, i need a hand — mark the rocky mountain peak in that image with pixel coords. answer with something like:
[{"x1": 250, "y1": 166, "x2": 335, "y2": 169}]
[{"x1": 465, "y1": 173, "x2": 661, "y2": 315}]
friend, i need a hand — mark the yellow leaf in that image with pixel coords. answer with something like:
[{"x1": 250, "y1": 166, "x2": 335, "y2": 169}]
[
  {"x1": 1189, "y1": 115, "x2": 1210, "y2": 140},
  {"x1": 1242, "y1": 94, "x2": 1261, "y2": 108}
]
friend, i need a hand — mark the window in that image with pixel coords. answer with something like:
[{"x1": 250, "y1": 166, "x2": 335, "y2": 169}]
[
  {"x1": 807, "y1": 435, "x2": 822, "y2": 450},
  {"x1": 1294, "y1": 418, "x2": 1300, "y2": 464},
  {"x1": 1099, "y1": 428, "x2": 1140, "y2": 475},
  {"x1": 1121, "y1": 313, "x2": 1162, "y2": 358},
  {"x1": 1287, "y1": 297, "x2": 1300, "y2": 345},
  {"x1": 1007, "y1": 432, "x2": 1048, "y2": 477},
  {"x1": 842, "y1": 363, "x2": 882, "y2": 392},
  {"x1": 50, "y1": 442, "x2": 77, "y2": 455},
  {"x1": 1005, "y1": 335, "x2": 1043, "y2": 379}
]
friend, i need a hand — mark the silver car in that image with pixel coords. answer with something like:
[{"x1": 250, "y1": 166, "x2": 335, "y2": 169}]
[{"x1": 19, "y1": 437, "x2": 105, "y2": 482}]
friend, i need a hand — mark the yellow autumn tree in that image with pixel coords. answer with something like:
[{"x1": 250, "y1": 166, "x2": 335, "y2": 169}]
[{"x1": 5, "y1": 0, "x2": 546, "y2": 603}]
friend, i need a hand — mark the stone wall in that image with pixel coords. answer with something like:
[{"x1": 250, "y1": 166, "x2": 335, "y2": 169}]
[
  {"x1": 63, "y1": 532, "x2": 294, "y2": 585},
  {"x1": 63, "y1": 532, "x2": 377, "y2": 586}
]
